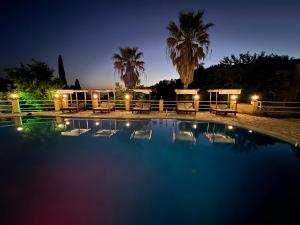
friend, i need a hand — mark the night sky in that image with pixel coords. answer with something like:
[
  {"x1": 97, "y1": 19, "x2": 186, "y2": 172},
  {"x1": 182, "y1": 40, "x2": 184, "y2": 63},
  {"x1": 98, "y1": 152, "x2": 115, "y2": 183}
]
[{"x1": 1, "y1": 0, "x2": 299, "y2": 88}]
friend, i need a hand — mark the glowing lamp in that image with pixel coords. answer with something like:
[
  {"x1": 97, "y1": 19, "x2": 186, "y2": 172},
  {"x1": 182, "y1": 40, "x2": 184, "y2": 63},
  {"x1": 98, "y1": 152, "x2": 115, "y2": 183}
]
[
  {"x1": 230, "y1": 95, "x2": 238, "y2": 100},
  {"x1": 125, "y1": 122, "x2": 130, "y2": 127},
  {"x1": 95, "y1": 122, "x2": 100, "y2": 126},
  {"x1": 192, "y1": 124, "x2": 197, "y2": 129},
  {"x1": 93, "y1": 94, "x2": 98, "y2": 99},
  {"x1": 193, "y1": 94, "x2": 200, "y2": 100},
  {"x1": 54, "y1": 94, "x2": 60, "y2": 98},
  {"x1": 16, "y1": 127, "x2": 23, "y2": 131},
  {"x1": 11, "y1": 93, "x2": 18, "y2": 99},
  {"x1": 65, "y1": 121, "x2": 70, "y2": 125},
  {"x1": 228, "y1": 125, "x2": 234, "y2": 130},
  {"x1": 125, "y1": 94, "x2": 130, "y2": 100},
  {"x1": 248, "y1": 130, "x2": 253, "y2": 133},
  {"x1": 57, "y1": 124, "x2": 64, "y2": 128},
  {"x1": 251, "y1": 95, "x2": 259, "y2": 101},
  {"x1": 62, "y1": 94, "x2": 68, "y2": 98}
]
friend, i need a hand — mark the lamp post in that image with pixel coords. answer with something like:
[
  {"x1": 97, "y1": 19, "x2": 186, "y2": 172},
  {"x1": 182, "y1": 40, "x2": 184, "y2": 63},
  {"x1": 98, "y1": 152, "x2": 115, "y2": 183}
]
[
  {"x1": 125, "y1": 94, "x2": 131, "y2": 111},
  {"x1": 193, "y1": 94, "x2": 200, "y2": 112},
  {"x1": 251, "y1": 95, "x2": 260, "y2": 114},
  {"x1": 54, "y1": 93, "x2": 62, "y2": 111},
  {"x1": 10, "y1": 93, "x2": 20, "y2": 113}
]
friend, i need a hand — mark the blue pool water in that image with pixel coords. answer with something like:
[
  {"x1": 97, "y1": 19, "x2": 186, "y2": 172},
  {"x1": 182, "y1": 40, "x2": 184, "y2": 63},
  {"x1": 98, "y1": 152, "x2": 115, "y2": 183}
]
[{"x1": 0, "y1": 117, "x2": 299, "y2": 225}]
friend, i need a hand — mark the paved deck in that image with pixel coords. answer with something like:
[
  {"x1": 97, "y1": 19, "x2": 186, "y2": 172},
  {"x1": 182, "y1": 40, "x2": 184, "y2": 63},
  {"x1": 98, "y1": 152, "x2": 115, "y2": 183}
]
[{"x1": 1, "y1": 111, "x2": 300, "y2": 147}]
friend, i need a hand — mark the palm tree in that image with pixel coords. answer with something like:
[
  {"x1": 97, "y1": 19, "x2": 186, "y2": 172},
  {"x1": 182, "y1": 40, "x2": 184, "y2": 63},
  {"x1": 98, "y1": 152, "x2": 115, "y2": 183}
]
[
  {"x1": 112, "y1": 47, "x2": 145, "y2": 90},
  {"x1": 166, "y1": 10, "x2": 213, "y2": 88}
]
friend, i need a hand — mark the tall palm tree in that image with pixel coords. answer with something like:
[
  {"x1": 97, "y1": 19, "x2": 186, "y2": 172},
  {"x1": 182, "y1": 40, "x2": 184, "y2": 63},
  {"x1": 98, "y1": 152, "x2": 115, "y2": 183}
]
[
  {"x1": 112, "y1": 47, "x2": 145, "y2": 90},
  {"x1": 166, "y1": 10, "x2": 213, "y2": 88}
]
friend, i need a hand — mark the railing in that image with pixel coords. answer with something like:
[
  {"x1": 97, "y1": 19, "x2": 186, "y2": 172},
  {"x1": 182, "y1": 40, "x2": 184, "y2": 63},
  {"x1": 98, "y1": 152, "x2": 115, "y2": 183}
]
[
  {"x1": 258, "y1": 101, "x2": 300, "y2": 115},
  {"x1": 19, "y1": 100, "x2": 55, "y2": 112},
  {"x1": 0, "y1": 100, "x2": 12, "y2": 113}
]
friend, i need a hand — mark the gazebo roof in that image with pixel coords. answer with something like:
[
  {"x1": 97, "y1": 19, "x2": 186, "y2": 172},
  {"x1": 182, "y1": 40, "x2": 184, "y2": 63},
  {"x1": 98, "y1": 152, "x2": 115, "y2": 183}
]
[
  {"x1": 132, "y1": 89, "x2": 152, "y2": 94},
  {"x1": 56, "y1": 89, "x2": 89, "y2": 94},
  {"x1": 175, "y1": 89, "x2": 199, "y2": 95},
  {"x1": 207, "y1": 89, "x2": 241, "y2": 95},
  {"x1": 91, "y1": 89, "x2": 115, "y2": 93}
]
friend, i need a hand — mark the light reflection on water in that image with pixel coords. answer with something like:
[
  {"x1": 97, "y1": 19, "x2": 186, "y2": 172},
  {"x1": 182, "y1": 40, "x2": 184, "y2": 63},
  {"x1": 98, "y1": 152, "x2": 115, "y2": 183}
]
[{"x1": 0, "y1": 117, "x2": 299, "y2": 225}]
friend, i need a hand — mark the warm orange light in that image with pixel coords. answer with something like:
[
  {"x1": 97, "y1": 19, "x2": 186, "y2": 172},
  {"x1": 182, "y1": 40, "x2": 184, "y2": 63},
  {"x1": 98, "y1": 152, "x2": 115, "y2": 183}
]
[
  {"x1": 62, "y1": 94, "x2": 68, "y2": 98},
  {"x1": 230, "y1": 95, "x2": 238, "y2": 100},
  {"x1": 93, "y1": 94, "x2": 98, "y2": 99},
  {"x1": 125, "y1": 94, "x2": 130, "y2": 100},
  {"x1": 193, "y1": 94, "x2": 200, "y2": 100},
  {"x1": 54, "y1": 94, "x2": 60, "y2": 98},
  {"x1": 251, "y1": 95, "x2": 259, "y2": 101},
  {"x1": 11, "y1": 93, "x2": 18, "y2": 99}
]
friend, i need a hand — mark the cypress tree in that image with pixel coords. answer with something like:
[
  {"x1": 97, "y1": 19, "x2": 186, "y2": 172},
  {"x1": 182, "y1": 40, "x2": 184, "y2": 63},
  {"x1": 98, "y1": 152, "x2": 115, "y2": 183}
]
[
  {"x1": 74, "y1": 79, "x2": 81, "y2": 90},
  {"x1": 58, "y1": 55, "x2": 67, "y2": 86}
]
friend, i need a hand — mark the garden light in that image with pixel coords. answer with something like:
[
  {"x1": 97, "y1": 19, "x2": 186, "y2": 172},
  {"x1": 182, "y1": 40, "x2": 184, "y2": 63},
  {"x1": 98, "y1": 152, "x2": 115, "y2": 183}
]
[
  {"x1": 93, "y1": 94, "x2": 98, "y2": 99},
  {"x1": 62, "y1": 94, "x2": 68, "y2": 98},
  {"x1": 11, "y1": 93, "x2": 18, "y2": 99},
  {"x1": 54, "y1": 94, "x2": 60, "y2": 98},
  {"x1": 125, "y1": 94, "x2": 130, "y2": 100},
  {"x1": 126, "y1": 122, "x2": 130, "y2": 127},
  {"x1": 95, "y1": 122, "x2": 100, "y2": 126},
  {"x1": 230, "y1": 95, "x2": 238, "y2": 100},
  {"x1": 251, "y1": 95, "x2": 259, "y2": 101},
  {"x1": 228, "y1": 125, "x2": 233, "y2": 130},
  {"x1": 193, "y1": 94, "x2": 200, "y2": 100}
]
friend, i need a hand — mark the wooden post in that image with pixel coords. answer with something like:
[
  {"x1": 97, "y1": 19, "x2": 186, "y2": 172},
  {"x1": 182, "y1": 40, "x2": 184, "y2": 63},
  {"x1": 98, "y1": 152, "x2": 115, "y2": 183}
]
[
  {"x1": 54, "y1": 96, "x2": 62, "y2": 111},
  {"x1": 12, "y1": 97, "x2": 20, "y2": 113},
  {"x1": 251, "y1": 100, "x2": 259, "y2": 114},
  {"x1": 62, "y1": 95, "x2": 69, "y2": 109},
  {"x1": 92, "y1": 93, "x2": 98, "y2": 109},
  {"x1": 125, "y1": 98, "x2": 130, "y2": 111},
  {"x1": 194, "y1": 99, "x2": 199, "y2": 112},
  {"x1": 159, "y1": 99, "x2": 164, "y2": 112}
]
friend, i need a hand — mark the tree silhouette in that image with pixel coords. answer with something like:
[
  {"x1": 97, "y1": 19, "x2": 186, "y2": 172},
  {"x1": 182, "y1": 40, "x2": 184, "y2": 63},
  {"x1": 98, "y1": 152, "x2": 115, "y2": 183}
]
[{"x1": 58, "y1": 55, "x2": 67, "y2": 87}]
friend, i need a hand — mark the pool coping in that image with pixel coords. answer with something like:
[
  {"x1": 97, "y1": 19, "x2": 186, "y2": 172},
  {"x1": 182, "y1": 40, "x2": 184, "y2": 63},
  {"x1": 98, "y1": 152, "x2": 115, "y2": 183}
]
[{"x1": 1, "y1": 111, "x2": 300, "y2": 148}]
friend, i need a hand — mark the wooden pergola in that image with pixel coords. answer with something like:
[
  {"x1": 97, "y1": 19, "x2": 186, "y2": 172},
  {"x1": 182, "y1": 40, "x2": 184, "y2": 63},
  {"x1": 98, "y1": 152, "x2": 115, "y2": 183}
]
[
  {"x1": 90, "y1": 89, "x2": 116, "y2": 103},
  {"x1": 132, "y1": 89, "x2": 152, "y2": 100},
  {"x1": 56, "y1": 89, "x2": 89, "y2": 109},
  {"x1": 207, "y1": 89, "x2": 241, "y2": 106}
]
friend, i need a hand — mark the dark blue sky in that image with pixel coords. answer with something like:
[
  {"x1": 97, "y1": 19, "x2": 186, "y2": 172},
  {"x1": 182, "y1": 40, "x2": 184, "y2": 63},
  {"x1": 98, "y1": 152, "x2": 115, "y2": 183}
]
[{"x1": 1, "y1": 0, "x2": 299, "y2": 88}]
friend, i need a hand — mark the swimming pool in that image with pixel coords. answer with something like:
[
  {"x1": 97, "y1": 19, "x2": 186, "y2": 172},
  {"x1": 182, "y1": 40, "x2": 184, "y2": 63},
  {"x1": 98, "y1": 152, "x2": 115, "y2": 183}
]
[{"x1": 0, "y1": 117, "x2": 299, "y2": 225}]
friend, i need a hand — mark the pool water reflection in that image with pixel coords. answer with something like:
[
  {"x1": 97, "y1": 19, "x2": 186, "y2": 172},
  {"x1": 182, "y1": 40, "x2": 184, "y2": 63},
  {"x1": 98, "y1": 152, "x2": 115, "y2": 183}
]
[{"x1": 0, "y1": 117, "x2": 299, "y2": 225}]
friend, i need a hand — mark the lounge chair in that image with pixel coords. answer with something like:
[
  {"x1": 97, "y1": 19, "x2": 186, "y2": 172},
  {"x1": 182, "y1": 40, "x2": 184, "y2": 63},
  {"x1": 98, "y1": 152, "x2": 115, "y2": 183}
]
[
  {"x1": 132, "y1": 102, "x2": 151, "y2": 114},
  {"x1": 61, "y1": 102, "x2": 85, "y2": 113},
  {"x1": 93, "y1": 102, "x2": 115, "y2": 113},
  {"x1": 209, "y1": 104, "x2": 237, "y2": 116},
  {"x1": 176, "y1": 102, "x2": 196, "y2": 115}
]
